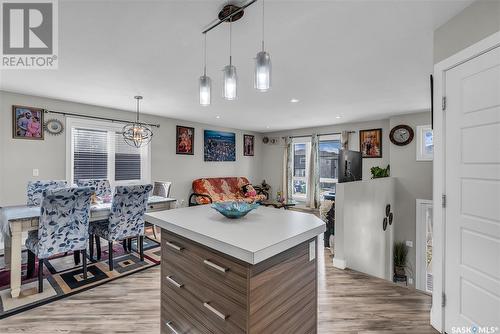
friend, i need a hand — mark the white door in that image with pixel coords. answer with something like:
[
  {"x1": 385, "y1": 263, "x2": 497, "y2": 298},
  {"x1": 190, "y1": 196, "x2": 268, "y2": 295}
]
[{"x1": 444, "y1": 45, "x2": 500, "y2": 331}]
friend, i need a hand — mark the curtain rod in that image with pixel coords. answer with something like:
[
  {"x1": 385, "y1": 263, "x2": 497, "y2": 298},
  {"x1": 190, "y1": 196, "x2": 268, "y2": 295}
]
[
  {"x1": 284, "y1": 131, "x2": 356, "y2": 139},
  {"x1": 43, "y1": 109, "x2": 161, "y2": 128}
]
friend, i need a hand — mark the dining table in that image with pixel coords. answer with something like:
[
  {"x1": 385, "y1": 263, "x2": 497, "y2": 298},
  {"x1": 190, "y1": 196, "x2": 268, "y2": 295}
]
[{"x1": 0, "y1": 195, "x2": 176, "y2": 299}]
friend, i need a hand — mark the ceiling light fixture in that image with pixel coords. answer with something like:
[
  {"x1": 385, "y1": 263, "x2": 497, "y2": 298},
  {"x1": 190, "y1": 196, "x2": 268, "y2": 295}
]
[
  {"x1": 199, "y1": 34, "x2": 211, "y2": 106},
  {"x1": 223, "y1": 15, "x2": 237, "y2": 100},
  {"x1": 216, "y1": 115, "x2": 221, "y2": 119},
  {"x1": 122, "y1": 96, "x2": 153, "y2": 148},
  {"x1": 254, "y1": 0, "x2": 271, "y2": 92},
  {"x1": 336, "y1": 115, "x2": 342, "y2": 119},
  {"x1": 290, "y1": 98, "x2": 299, "y2": 103}
]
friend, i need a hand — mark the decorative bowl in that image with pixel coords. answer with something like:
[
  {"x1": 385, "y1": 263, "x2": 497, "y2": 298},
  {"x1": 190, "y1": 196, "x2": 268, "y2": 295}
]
[{"x1": 211, "y1": 201, "x2": 259, "y2": 219}]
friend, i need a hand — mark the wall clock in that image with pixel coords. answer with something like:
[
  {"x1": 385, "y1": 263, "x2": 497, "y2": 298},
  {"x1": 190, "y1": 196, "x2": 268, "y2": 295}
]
[{"x1": 389, "y1": 125, "x2": 414, "y2": 146}]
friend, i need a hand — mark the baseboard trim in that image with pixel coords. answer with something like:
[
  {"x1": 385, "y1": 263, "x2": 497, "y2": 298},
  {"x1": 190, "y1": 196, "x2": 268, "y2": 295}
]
[{"x1": 332, "y1": 258, "x2": 346, "y2": 269}]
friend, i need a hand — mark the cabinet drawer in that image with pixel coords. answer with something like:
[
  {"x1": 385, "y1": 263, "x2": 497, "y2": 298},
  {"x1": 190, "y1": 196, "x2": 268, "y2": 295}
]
[
  {"x1": 162, "y1": 286, "x2": 245, "y2": 334},
  {"x1": 162, "y1": 269, "x2": 246, "y2": 328},
  {"x1": 161, "y1": 230, "x2": 248, "y2": 294},
  {"x1": 162, "y1": 294, "x2": 211, "y2": 334}
]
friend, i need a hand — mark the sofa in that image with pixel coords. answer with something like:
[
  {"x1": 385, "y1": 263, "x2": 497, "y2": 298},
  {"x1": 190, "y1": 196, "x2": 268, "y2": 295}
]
[{"x1": 189, "y1": 177, "x2": 266, "y2": 206}]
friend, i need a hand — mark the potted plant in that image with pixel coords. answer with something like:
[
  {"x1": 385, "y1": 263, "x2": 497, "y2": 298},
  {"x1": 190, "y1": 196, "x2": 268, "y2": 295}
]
[
  {"x1": 370, "y1": 164, "x2": 390, "y2": 179},
  {"x1": 393, "y1": 241, "x2": 408, "y2": 277}
]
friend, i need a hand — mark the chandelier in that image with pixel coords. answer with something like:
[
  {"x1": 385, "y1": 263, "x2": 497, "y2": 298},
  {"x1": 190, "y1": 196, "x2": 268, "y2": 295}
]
[{"x1": 122, "y1": 96, "x2": 153, "y2": 148}]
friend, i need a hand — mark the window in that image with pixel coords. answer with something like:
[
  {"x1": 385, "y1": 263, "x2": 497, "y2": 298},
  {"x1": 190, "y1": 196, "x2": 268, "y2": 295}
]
[
  {"x1": 319, "y1": 135, "x2": 340, "y2": 193},
  {"x1": 67, "y1": 118, "x2": 150, "y2": 186},
  {"x1": 292, "y1": 140, "x2": 310, "y2": 201},
  {"x1": 291, "y1": 135, "x2": 340, "y2": 201}
]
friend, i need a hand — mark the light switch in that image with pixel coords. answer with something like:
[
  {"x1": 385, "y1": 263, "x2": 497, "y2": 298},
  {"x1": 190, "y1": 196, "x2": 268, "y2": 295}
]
[
  {"x1": 309, "y1": 240, "x2": 316, "y2": 261},
  {"x1": 406, "y1": 240, "x2": 413, "y2": 248},
  {"x1": 32, "y1": 169, "x2": 39, "y2": 177}
]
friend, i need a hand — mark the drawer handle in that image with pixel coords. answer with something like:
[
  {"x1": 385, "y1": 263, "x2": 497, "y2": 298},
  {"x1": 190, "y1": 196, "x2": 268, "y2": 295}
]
[
  {"x1": 203, "y1": 259, "x2": 228, "y2": 273},
  {"x1": 165, "y1": 321, "x2": 179, "y2": 334},
  {"x1": 165, "y1": 241, "x2": 183, "y2": 251},
  {"x1": 166, "y1": 275, "x2": 184, "y2": 288},
  {"x1": 203, "y1": 302, "x2": 228, "y2": 320}
]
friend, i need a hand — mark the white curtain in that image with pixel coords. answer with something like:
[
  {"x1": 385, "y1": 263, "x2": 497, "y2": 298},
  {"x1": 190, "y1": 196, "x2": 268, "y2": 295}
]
[
  {"x1": 307, "y1": 134, "x2": 320, "y2": 209},
  {"x1": 282, "y1": 137, "x2": 293, "y2": 201},
  {"x1": 341, "y1": 130, "x2": 350, "y2": 150}
]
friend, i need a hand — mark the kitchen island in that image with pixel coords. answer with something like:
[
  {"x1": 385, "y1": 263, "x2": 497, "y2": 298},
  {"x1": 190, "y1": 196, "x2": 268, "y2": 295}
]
[{"x1": 145, "y1": 205, "x2": 325, "y2": 334}]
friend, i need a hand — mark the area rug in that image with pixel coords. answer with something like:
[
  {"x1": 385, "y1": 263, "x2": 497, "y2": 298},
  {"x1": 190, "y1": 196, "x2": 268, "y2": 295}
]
[{"x1": 0, "y1": 236, "x2": 161, "y2": 319}]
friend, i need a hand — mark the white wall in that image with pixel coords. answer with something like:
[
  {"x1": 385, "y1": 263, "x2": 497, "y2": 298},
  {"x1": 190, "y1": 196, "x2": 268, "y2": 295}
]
[
  {"x1": 260, "y1": 112, "x2": 432, "y2": 286},
  {"x1": 0, "y1": 91, "x2": 263, "y2": 206},
  {"x1": 389, "y1": 111, "x2": 433, "y2": 285},
  {"x1": 334, "y1": 177, "x2": 395, "y2": 281},
  {"x1": 261, "y1": 119, "x2": 391, "y2": 198},
  {"x1": 434, "y1": 0, "x2": 500, "y2": 63}
]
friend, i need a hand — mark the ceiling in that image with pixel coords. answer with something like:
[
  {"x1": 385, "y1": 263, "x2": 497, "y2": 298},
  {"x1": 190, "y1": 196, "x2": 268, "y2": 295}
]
[{"x1": 0, "y1": 0, "x2": 472, "y2": 132}]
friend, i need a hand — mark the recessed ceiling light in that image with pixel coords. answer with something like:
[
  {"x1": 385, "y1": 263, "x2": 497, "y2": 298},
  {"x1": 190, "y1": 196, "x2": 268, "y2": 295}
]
[
  {"x1": 336, "y1": 115, "x2": 342, "y2": 119},
  {"x1": 266, "y1": 125, "x2": 270, "y2": 129},
  {"x1": 290, "y1": 98, "x2": 299, "y2": 103},
  {"x1": 216, "y1": 115, "x2": 221, "y2": 119}
]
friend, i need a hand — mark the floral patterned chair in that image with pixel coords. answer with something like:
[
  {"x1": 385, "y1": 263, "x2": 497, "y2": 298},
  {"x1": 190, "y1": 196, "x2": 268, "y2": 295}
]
[
  {"x1": 26, "y1": 180, "x2": 68, "y2": 206},
  {"x1": 189, "y1": 177, "x2": 266, "y2": 206},
  {"x1": 25, "y1": 187, "x2": 93, "y2": 293},
  {"x1": 89, "y1": 184, "x2": 152, "y2": 271},
  {"x1": 76, "y1": 179, "x2": 112, "y2": 199}
]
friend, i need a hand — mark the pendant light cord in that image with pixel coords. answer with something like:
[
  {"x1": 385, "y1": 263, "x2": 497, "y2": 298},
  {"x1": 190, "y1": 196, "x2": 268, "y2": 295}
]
[
  {"x1": 262, "y1": 0, "x2": 265, "y2": 51},
  {"x1": 136, "y1": 98, "x2": 140, "y2": 123},
  {"x1": 229, "y1": 16, "x2": 232, "y2": 66},
  {"x1": 203, "y1": 33, "x2": 207, "y2": 76}
]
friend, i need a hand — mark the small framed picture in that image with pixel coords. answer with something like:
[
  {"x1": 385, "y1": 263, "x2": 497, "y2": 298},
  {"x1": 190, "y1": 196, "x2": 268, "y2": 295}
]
[
  {"x1": 360, "y1": 128, "x2": 382, "y2": 158},
  {"x1": 243, "y1": 134, "x2": 255, "y2": 156},
  {"x1": 176, "y1": 125, "x2": 194, "y2": 155},
  {"x1": 12, "y1": 105, "x2": 44, "y2": 140},
  {"x1": 416, "y1": 125, "x2": 433, "y2": 161}
]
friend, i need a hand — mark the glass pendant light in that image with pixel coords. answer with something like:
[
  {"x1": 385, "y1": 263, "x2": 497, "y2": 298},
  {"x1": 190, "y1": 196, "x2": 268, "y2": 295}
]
[
  {"x1": 122, "y1": 96, "x2": 153, "y2": 148},
  {"x1": 199, "y1": 34, "x2": 211, "y2": 106},
  {"x1": 254, "y1": 0, "x2": 271, "y2": 92},
  {"x1": 223, "y1": 17, "x2": 237, "y2": 100}
]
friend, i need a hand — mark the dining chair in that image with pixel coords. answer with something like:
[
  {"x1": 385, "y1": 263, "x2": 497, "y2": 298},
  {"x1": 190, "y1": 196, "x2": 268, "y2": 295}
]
[
  {"x1": 146, "y1": 181, "x2": 172, "y2": 239},
  {"x1": 89, "y1": 184, "x2": 152, "y2": 271},
  {"x1": 76, "y1": 179, "x2": 112, "y2": 199},
  {"x1": 153, "y1": 181, "x2": 172, "y2": 197},
  {"x1": 25, "y1": 187, "x2": 93, "y2": 293},
  {"x1": 27, "y1": 180, "x2": 68, "y2": 206}
]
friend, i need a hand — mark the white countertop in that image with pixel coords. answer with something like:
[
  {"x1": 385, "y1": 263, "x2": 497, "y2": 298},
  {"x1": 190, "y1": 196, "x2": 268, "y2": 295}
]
[{"x1": 145, "y1": 205, "x2": 326, "y2": 265}]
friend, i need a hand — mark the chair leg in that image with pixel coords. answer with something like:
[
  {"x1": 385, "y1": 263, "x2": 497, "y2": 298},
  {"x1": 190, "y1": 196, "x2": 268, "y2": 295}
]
[
  {"x1": 108, "y1": 241, "x2": 113, "y2": 271},
  {"x1": 95, "y1": 235, "x2": 101, "y2": 260},
  {"x1": 38, "y1": 259, "x2": 44, "y2": 293},
  {"x1": 139, "y1": 235, "x2": 144, "y2": 261},
  {"x1": 73, "y1": 251, "x2": 80, "y2": 265},
  {"x1": 81, "y1": 249, "x2": 88, "y2": 280},
  {"x1": 89, "y1": 233, "x2": 94, "y2": 261},
  {"x1": 27, "y1": 250, "x2": 35, "y2": 279}
]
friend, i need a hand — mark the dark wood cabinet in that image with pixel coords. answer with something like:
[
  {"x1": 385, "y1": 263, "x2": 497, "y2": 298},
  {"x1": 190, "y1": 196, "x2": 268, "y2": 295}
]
[{"x1": 161, "y1": 229, "x2": 318, "y2": 334}]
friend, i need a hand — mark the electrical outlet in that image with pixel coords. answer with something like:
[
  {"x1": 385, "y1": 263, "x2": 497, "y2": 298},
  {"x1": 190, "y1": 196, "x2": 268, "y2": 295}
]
[
  {"x1": 408, "y1": 278, "x2": 414, "y2": 285},
  {"x1": 32, "y1": 169, "x2": 39, "y2": 177},
  {"x1": 406, "y1": 240, "x2": 413, "y2": 248}
]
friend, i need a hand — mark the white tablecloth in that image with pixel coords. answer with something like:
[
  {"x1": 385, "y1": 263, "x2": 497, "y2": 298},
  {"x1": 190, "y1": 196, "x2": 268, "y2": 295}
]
[{"x1": 0, "y1": 195, "x2": 174, "y2": 241}]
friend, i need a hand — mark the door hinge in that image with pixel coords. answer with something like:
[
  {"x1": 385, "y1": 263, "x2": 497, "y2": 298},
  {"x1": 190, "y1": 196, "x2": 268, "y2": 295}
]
[
  {"x1": 442, "y1": 194, "x2": 447, "y2": 208},
  {"x1": 442, "y1": 96, "x2": 447, "y2": 111},
  {"x1": 442, "y1": 292, "x2": 446, "y2": 307}
]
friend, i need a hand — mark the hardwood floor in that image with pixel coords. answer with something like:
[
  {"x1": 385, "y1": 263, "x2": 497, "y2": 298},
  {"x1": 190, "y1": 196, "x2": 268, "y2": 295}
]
[{"x1": 0, "y1": 246, "x2": 437, "y2": 334}]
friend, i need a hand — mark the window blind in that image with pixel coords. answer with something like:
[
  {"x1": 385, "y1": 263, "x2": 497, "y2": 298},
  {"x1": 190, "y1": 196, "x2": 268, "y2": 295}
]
[
  {"x1": 115, "y1": 132, "x2": 141, "y2": 181},
  {"x1": 73, "y1": 128, "x2": 108, "y2": 182}
]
